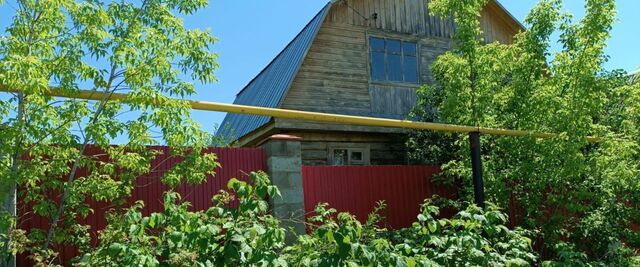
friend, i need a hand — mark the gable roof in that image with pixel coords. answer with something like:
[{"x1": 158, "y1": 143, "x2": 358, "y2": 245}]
[
  {"x1": 217, "y1": 0, "x2": 523, "y2": 143},
  {"x1": 216, "y1": 3, "x2": 331, "y2": 142}
]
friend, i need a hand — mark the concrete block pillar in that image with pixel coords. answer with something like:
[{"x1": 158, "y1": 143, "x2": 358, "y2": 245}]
[{"x1": 258, "y1": 134, "x2": 305, "y2": 238}]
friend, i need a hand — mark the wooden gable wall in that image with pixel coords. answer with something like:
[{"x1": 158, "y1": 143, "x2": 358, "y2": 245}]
[
  {"x1": 279, "y1": 0, "x2": 520, "y2": 132},
  {"x1": 324, "y1": 0, "x2": 456, "y2": 39}
]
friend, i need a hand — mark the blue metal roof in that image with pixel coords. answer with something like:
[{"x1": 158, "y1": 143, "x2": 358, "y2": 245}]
[{"x1": 217, "y1": 3, "x2": 331, "y2": 142}]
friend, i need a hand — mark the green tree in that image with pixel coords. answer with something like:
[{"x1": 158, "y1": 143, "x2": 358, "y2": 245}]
[
  {"x1": 0, "y1": 0, "x2": 219, "y2": 265},
  {"x1": 408, "y1": 0, "x2": 640, "y2": 264}
]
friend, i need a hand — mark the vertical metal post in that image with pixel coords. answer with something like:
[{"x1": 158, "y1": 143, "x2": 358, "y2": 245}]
[{"x1": 469, "y1": 132, "x2": 485, "y2": 208}]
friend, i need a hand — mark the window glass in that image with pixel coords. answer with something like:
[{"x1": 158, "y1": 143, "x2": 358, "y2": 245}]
[
  {"x1": 404, "y1": 56, "x2": 418, "y2": 83},
  {"x1": 351, "y1": 151, "x2": 363, "y2": 161},
  {"x1": 371, "y1": 52, "x2": 386, "y2": 81},
  {"x1": 403, "y1": 42, "x2": 417, "y2": 56},
  {"x1": 387, "y1": 40, "x2": 401, "y2": 55},
  {"x1": 332, "y1": 149, "x2": 348, "y2": 166},
  {"x1": 369, "y1": 37, "x2": 418, "y2": 84},
  {"x1": 388, "y1": 54, "x2": 402, "y2": 81},
  {"x1": 370, "y1": 37, "x2": 385, "y2": 52}
]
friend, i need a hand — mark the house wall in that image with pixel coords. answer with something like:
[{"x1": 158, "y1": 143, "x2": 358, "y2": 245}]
[
  {"x1": 281, "y1": 0, "x2": 517, "y2": 126},
  {"x1": 266, "y1": 0, "x2": 520, "y2": 165},
  {"x1": 285, "y1": 131, "x2": 407, "y2": 166},
  {"x1": 480, "y1": 2, "x2": 520, "y2": 44},
  {"x1": 281, "y1": 22, "x2": 451, "y2": 121}
]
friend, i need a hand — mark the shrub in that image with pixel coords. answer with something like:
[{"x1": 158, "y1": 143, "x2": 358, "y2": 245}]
[
  {"x1": 80, "y1": 172, "x2": 538, "y2": 267},
  {"x1": 79, "y1": 171, "x2": 286, "y2": 266}
]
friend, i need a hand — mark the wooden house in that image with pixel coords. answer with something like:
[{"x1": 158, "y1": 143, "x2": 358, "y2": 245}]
[{"x1": 218, "y1": 0, "x2": 523, "y2": 166}]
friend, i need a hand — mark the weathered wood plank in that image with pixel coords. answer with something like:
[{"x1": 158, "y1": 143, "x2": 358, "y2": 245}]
[
  {"x1": 369, "y1": 86, "x2": 419, "y2": 117},
  {"x1": 310, "y1": 44, "x2": 364, "y2": 55},
  {"x1": 280, "y1": 105, "x2": 371, "y2": 115},
  {"x1": 314, "y1": 33, "x2": 363, "y2": 45},
  {"x1": 302, "y1": 149, "x2": 327, "y2": 160},
  {"x1": 346, "y1": 0, "x2": 356, "y2": 25},
  {"x1": 301, "y1": 142, "x2": 328, "y2": 150},
  {"x1": 303, "y1": 58, "x2": 367, "y2": 70},
  {"x1": 319, "y1": 25, "x2": 366, "y2": 38},
  {"x1": 291, "y1": 78, "x2": 369, "y2": 90},
  {"x1": 394, "y1": 0, "x2": 401, "y2": 32},
  {"x1": 305, "y1": 51, "x2": 365, "y2": 64},
  {"x1": 285, "y1": 90, "x2": 370, "y2": 102}
]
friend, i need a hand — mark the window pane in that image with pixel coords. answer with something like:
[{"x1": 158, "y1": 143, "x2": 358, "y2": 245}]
[
  {"x1": 351, "y1": 151, "x2": 363, "y2": 161},
  {"x1": 403, "y1": 42, "x2": 417, "y2": 56},
  {"x1": 332, "y1": 149, "x2": 348, "y2": 166},
  {"x1": 404, "y1": 56, "x2": 418, "y2": 83},
  {"x1": 388, "y1": 54, "x2": 402, "y2": 81},
  {"x1": 387, "y1": 40, "x2": 401, "y2": 55},
  {"x1": 371, "y1": 51, "x2": 385, "y2": 81},
  {"x1": 370, "y1": 37, "x2": 385, "y2": 52}
]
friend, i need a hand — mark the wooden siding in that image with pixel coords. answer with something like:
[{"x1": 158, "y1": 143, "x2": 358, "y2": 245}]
[
  {"x1": 290, "y1": 132, "x2": 407, "y2": 165},
  {"x1": 326, "y1": 0, "x2": 456, "y2": 38},
  {"x1": 480, "y1": 2, "x2": 519, "y2": 44},
  {"x1": 280, "y1": 0, "x2": 519, "y2": 133},
  {"x1": 282, "y1": 23, "x2": 371, "y2": 115},
  {"x1": 281, "y1": 21, "x2": 452, "y2": 123},
  {"x1": 324, "y1": 0, "x2": 518, "y2": 43},
  {"x1": 370, "y1": 85, "x2": 417, "y2": 118}
]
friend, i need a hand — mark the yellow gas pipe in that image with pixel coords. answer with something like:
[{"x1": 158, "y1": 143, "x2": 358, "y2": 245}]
[{"x1": 0, "y1": 87, "x2": 600, "y2": 143}]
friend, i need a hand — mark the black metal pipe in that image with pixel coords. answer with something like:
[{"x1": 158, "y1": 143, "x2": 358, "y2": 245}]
[{"x1": 469, "y1": 132, "x2": 485, "y2": 208}]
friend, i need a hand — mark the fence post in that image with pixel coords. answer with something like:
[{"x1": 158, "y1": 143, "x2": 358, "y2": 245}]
[
  {"x1": 258, "y1": 134, "x2": 305, "y2": 241},
  {"x1": 469, "y1": 132, "x2": 485, "y2": 208}
]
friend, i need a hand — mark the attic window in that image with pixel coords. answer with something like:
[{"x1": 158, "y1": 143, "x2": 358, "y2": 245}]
[{"x1": 369, "y1": 37, "x2": 418, "y2": 84}]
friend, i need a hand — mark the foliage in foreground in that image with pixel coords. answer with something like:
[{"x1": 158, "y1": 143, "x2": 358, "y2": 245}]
[
  {"x1": 81, "y1": 171, "x2": 536, "y2": 267},
  {"x1": 0, "y1": 0, "x2": 218, "y2": 264},
  {"x1": 407, "y1": 0, "x2": 640, "y2": 264},
  {"x1": 79, "y1": 172, "x2": 285, "y2": 267}
]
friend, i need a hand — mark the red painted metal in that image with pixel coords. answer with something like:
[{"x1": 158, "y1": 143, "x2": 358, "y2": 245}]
[
  {"x1": 301, "y1": 165, "x2": 457, "y2": 229},
  {"x1": 17, "y1": 145, "x2": 266, "y2": 266}
]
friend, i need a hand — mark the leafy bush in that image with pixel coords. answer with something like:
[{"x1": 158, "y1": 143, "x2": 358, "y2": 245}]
[
  {"x1": 284, "y1": 202, "x2": 410, "y2": 266},
  {"x1": 79, "y1": 171, "x2": 286, "y2": 267},
  {"x1": 82, "y1": 172, "x2": 537, "y2": 266},
  {"x1": 397, "y1": 201, "x2": 536, "y2": 266},
  {"x1": 286, "y1": 200, "x2": 535, "y2": 267}
]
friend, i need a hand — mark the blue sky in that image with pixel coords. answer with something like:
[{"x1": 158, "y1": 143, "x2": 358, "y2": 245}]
[{"x1": 1, "y1": 0, "x2": 639, "y2": 137}]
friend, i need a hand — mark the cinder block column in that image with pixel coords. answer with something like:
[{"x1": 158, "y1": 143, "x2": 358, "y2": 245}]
[{"x1": 258, "y1": 134, "x2": 305, "y2": 238}]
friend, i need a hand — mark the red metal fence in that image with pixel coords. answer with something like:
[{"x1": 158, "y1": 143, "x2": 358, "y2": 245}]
[
  {"x1": 17, "y1": 146, "x2": 266, "y2": 266},
  {"x1": 302, "y1": 165, "x2": 457, "y2": 229}
]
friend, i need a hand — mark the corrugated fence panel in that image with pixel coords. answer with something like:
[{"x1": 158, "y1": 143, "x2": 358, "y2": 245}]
[
  {"x1": 17, "y1": 145, "x2": 266, "y2": 267},
  {"x1": 302, "y1": 165, "x2": 457, "y2": 229}
]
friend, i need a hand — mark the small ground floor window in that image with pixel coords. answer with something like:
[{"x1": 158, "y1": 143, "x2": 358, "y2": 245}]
[{"x1": 328, "y1": 144, "x2": 370, "y2": 165}]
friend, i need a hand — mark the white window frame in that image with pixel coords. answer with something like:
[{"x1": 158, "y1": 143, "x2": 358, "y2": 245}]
[{"x1": 328, "y1": 143, "x2": 371, "y2": 166}]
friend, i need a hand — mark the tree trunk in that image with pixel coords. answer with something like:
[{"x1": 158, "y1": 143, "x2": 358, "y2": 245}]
[
  {"x1": 1, "y1": 93, "x2": 24, "y2": 267},
  {"x1": 1, "y1": 183, "x2": 16, "y2": 267}
]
